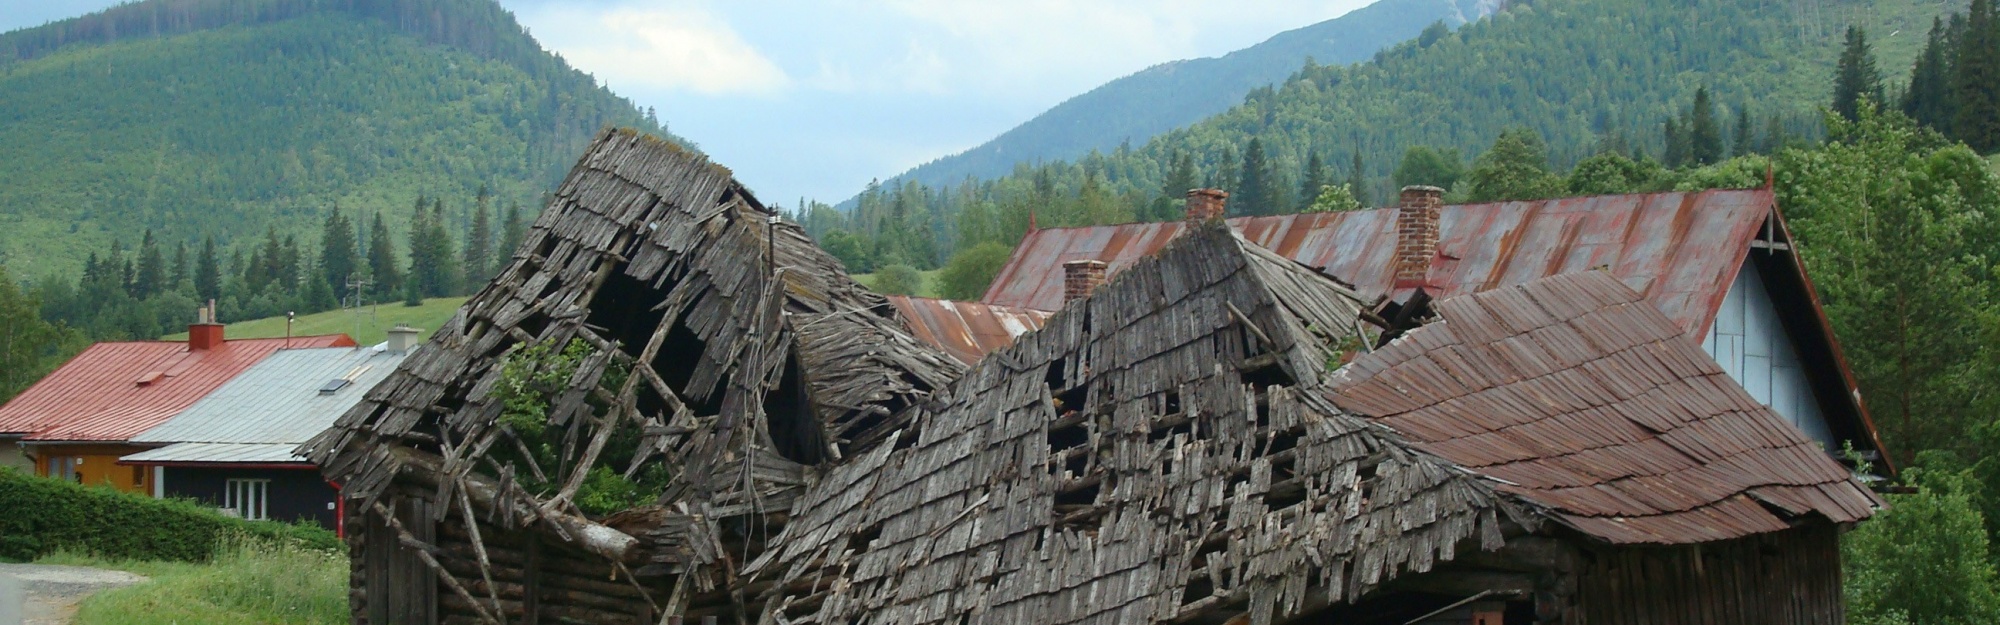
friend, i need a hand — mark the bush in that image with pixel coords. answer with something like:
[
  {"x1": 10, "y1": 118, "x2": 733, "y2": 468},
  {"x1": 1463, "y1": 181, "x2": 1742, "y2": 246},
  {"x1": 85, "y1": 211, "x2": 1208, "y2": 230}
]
[
  {"x1": 0, "y1": 467, "x2": 338, "y2": 562},
  {"x1": 872, "y1": 264, "x2": 923, "y2": 296},
  {"x1": 937, "y1": 242, "x2": 1013, "y2": 301},
  {"x1": 1844, "y1": 459, "x2": 2000, "y2": 625}
]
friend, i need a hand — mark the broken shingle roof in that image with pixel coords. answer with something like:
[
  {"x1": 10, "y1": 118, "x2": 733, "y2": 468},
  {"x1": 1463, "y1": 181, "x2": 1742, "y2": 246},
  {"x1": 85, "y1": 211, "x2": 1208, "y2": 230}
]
[
  {"x1": 748, "y1": 222, "x2": 1529, "y2": 625},
  {"x1": 1329, "y1": 271, "x2": 1881, "y2": 545}
]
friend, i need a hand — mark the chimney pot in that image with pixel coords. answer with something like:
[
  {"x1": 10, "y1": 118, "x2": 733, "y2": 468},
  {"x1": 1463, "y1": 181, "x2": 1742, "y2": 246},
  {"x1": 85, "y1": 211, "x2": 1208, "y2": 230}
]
[
  {"x1": 1185, "y1": 188, "x2": 1229, "y2": 222},
  {"x1": 386, "y1": 324, "x2": 422, "y2": 354},
  {"x1": 1063, "y1": 260, "x2": 1108, "y2": 303},
  {"x1": 1393, "y1": 186, "x2": 1445, "y2": 289}
]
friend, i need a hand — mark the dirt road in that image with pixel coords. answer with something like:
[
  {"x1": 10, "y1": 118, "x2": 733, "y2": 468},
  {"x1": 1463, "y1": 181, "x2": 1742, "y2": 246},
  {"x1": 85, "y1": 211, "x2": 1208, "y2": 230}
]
[{"x1": 0, "y1": 563, "x2": 146, "y2": 625}]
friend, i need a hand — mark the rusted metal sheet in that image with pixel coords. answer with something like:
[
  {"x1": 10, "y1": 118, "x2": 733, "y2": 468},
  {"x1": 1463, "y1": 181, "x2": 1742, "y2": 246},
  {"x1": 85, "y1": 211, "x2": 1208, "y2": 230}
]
[
  {"x1": 886, "y1": 296, "x2": 1051, "y2": 365},
  {"x1": 1329, "y1": 271, "x2": 1881, "y2": 545},
  {"x1": 0, "y1": 335, "x2": 356, "y2": 442},
  {"x1": 983, "y1": 189, "x2": 1773, "y2": 341}
]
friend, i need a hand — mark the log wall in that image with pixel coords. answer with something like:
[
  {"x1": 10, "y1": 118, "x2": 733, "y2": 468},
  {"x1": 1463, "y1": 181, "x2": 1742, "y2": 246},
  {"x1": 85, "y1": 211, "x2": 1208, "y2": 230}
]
[{"x1": 1569, "y1": 523, "x2": 1844, "y2": 625}]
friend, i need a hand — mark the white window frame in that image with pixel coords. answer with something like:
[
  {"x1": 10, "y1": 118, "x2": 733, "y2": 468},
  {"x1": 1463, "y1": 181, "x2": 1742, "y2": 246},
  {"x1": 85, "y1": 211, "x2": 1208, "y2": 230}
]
[
  {"x1": 48, "y1": 456, "x2": 81, "y2": 482},
  {"x1": 225, "y1": 478, "x2": 271, "y2": 521}
]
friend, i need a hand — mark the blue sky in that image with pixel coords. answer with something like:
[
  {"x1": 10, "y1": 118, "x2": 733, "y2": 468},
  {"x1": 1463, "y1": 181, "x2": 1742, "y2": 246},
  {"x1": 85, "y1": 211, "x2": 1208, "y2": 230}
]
[{"x1": 2, "y1": 1, "x2": 1372, "y2": 203}]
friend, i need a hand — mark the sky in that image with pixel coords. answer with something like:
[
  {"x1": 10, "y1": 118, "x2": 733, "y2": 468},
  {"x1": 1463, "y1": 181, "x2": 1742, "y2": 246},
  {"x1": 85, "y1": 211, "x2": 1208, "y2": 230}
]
[{"x1": 0, "y1": 0, "x2": 1372, "y2": 203}]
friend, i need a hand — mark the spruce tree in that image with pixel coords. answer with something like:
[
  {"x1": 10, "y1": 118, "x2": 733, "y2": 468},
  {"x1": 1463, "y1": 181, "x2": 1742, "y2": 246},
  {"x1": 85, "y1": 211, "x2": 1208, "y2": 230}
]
[
  {"x1": 1833, "y1": 26, "x2": 1886, "y2": 122},
  {"x1": 1298, "y1": 150, "x2": 1329, "y2": 212},
  {"x1": 1732, "y1": 104, "x2": 1755, "y2": 157},
  {"x1": 319, "y1": 209, "x2": 357, "y2": 299},
  {"x1": 1663, "y1": 117, "x2": 1691, "y2": 168},
  {"x1": 1690, "y1": 86, "x2": 1723, "y2": 165},
  {"x1": 497, "y1": 201, "x2": 524, "y2": 276},
  {"x1": 170, "y1": 241, "x2": 189, "y2": 289},
  {"x1": 1236, "y1": 139, "x2": 1277, "y2": 215},
  {"x1": 464, "y1": 186, "x2": 494, "y2": 287},
  {"x1": 1903, "y1": 18, "x2": 1955, "y2": 132},
  {"x1": 366, "y1": 212, "x2": 401, "y2": 301},
  {"x1": 1348, "y1": 150, "x2": 1369, "y2": 207},
  {"x1": 1953, "y1": 0, "x2": 2000, "y2": 152},
  {"x1": 194, "y1": 236, "x2": 221, "y2": 303},
  {"x1": 133, "y1": 229, "x2": 164, "y2": 299}
]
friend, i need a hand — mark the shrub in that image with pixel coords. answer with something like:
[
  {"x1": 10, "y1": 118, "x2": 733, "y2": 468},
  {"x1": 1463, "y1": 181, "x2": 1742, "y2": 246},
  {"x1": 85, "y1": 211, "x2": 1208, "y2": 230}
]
[
  {"x1": 872, "y1": 264, "x2": 923, "y2": 296},
  {"x1": 0, "y1": 467, "x2": 338, "y2": 562},
  {"x1": 1843, "y1": 459, "x2": 2000, "y2": 625},
  {"x1": 937, "y1": 242, "x2": 1013, "y2": 301}
]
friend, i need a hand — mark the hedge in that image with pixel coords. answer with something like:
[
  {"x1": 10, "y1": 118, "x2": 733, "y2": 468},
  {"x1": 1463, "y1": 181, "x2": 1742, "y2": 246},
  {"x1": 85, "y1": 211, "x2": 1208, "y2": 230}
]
[{"x1": 0, "y1": 467, "x2": 339, "y2": 562}]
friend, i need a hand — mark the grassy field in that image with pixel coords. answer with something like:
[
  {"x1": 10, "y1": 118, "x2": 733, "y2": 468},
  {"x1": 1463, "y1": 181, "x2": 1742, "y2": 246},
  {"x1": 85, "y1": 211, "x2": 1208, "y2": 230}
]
[
  {"x1": 850, "y1": 269, "x2": 944, "y2": 298},
  {"x1": 162, "y1": 297, "x2": 467, "y2": 346},
  {"x1": 45, "y1": 539, "x2": 346, "y2": 625}
]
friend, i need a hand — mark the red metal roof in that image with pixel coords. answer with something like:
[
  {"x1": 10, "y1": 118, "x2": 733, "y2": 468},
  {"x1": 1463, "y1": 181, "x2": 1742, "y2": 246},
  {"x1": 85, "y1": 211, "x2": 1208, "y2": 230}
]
[
  {"x1": 1329, "y1": 271, "x2": 1881, "y2": 544},
  {"x1": 886, "y1": 296, "x2": 1051, "y2": 365},
  {"x1": 982, "y1": 189, "x2": 1773, "y2": 340},
  {"x1": 0, "y1": 334, "x2": 356, "y2": 442}
]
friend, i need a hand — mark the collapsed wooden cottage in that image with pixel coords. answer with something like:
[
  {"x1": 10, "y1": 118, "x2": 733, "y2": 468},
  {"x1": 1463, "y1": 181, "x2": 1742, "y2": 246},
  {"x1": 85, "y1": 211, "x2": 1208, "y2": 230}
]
[
  {"x1": 301, "y1": 128, "x2": 964, "y2": 624},
  {"x1": 309, "y1": 130, "x2": 1881, "y2": 625}
]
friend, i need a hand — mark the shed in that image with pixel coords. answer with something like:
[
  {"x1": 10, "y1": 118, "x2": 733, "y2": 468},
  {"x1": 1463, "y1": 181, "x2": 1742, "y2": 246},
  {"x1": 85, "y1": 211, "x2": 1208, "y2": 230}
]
[{"x1": 122, "y1": 339, "x2": 414, "y2": 529}]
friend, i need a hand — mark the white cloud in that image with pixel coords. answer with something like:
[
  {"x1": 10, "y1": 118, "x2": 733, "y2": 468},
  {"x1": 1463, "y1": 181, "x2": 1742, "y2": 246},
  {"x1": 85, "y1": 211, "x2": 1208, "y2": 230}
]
[{"x1": 528, "y1": 4, "x2": 788, "y2": 95}]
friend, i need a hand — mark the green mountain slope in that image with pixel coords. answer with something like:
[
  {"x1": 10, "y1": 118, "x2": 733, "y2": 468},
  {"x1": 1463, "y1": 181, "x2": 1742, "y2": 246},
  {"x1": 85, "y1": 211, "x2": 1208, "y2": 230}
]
[
  {"x1": 0, "y1": 0, "x2": 681, "y2": 277},
  {"x1": 926, "y1": 0, "x2": 1955, "y2": 214},
  {"x1": 868, "y1": 0, "x2": 1498, "y2": 197}
]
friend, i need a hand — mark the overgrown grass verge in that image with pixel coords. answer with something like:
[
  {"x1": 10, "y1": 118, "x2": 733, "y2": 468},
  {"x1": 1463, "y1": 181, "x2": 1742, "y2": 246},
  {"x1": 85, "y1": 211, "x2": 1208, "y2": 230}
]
[{"x1": 46, "y1": 539, "x2": 347, "y2": 625}]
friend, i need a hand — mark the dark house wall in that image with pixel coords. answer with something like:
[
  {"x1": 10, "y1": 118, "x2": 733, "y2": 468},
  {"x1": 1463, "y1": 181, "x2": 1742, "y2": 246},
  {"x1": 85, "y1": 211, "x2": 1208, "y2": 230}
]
[
  {"x1": 1571, "y1": 523, "x2": 1844, "y2": 624},
  {"x1": 163, "y1": 466, "x2": 339, "y2": 530}
]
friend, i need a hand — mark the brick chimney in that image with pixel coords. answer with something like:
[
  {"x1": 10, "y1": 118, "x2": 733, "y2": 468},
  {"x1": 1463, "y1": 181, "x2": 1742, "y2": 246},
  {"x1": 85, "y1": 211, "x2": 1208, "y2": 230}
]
[
  {"x1": 1393, "y1": 186, "x2": 1445, "y2": 289},
  {"x1": 1063, "y1": 260, "x2": 1107, "y2": 303},
  {"x1": 1185, "y1": 188, "x2": 1229, "y2": 222},
  {"x1": 188, "y1": 300, "x2": 225, "y2": 350}
]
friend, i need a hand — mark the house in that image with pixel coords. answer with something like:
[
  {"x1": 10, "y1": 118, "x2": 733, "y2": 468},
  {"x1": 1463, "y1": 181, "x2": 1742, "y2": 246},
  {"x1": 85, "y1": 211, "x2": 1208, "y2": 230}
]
[
  {"x1": 119, "y1": 328, "x2": 418, "y2": 530},
  {"x1": 976, "y1": 186, "x2": 1890, "y2": 472},
  {"x1": 0, "y1": 307, "x2": 353, "y2": 494},
  {"x1": 306, "y1": 130, "x2": 1879, "y2": 625},
  {"x1": 753, "y1": 220, "x2": 1879, "y2": 625}
]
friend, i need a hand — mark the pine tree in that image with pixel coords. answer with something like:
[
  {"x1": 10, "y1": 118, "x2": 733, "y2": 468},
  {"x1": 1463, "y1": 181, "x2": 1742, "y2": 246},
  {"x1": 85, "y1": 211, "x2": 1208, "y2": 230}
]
[
  {"x1": 1690, "y1": 86, "x2": 1723, "y2": 165},
  {"x1": 1347, "y1": 149, "x2": 1369, "y2": 207},
  {"x1": 1297, "y1": 150, "x2": 1329, "y2": 212},
  {"x1": 1760, "y1": 115, "x2": 1790, "y2": 154},
  {"x1": 194, "y1": 236, "x2": 221, "y2": 303},
  {"x1": 464, "y1": 186, "x2": 494, "y2": 287},
  {"x1": 133, "y1": 229, "x2": 164, "y2": 299},
  {"x1": 319, "y1": 209, "x2": 358, "y2": 299},
  {"x1": 367, "y1": 212, "x2": 401, "y2": 301},
  {"x1": 1953, "y1": 0, "x2": 2000, "y2": 151},
  {"x1": 1904, "y1": 18, "x2": 1955, "y2": 132},
  {"x1": 1162, "y1": 151, "x2": 1199, "y2": 199},
  {"x1": 1833, "y1": 25, "x2": 1885, "y2": 122}
]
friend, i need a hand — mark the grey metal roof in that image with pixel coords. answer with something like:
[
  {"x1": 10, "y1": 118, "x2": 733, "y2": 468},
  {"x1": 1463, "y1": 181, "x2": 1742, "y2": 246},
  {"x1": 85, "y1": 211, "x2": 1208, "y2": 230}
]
[
  {"x1": 121, "y1": 442, "x2": 303, "y2": 464},
  {"x1": 125, "y1": 346, "x2": 410, "y2": 457}
]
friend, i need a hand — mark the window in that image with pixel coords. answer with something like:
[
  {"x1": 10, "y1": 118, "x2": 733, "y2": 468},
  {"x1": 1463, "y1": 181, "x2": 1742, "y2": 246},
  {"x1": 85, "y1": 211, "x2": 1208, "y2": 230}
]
[
  {"x1": 47, "y1": 456, "x2": 81, "y2": 482},
  {"x1": 225, "y1": 479, "x2": 270, "y2": 521}
]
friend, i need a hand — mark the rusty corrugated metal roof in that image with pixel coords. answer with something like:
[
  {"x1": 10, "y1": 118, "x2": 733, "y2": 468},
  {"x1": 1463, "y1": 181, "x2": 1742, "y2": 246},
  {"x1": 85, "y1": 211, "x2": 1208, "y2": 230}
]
[
  {"x1": 886, "y1": 296, "x2": 1051, "y2": 365},
  {"x1": 0, "y1": 334, "x2": 356, "y2": 442},
  {"x1": 1329, "y1": 271, "x2": 1881, "y2": 544},
  {"x1": 982, "y1": 189, "x2": 1772, "y2": 340}
]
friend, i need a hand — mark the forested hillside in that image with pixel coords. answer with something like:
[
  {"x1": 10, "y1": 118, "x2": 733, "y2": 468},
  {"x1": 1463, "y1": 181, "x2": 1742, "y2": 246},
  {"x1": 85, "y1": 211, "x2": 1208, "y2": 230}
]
[
  {"x1": 802, "y1": 0, "x2": 1957, "y2": 278},
  {"x1": 876, "y1": 0, "x2": 1497, "y2": 195},
  {"x1": 0, "y1": 0, "x2": 680, "y2": 277}
]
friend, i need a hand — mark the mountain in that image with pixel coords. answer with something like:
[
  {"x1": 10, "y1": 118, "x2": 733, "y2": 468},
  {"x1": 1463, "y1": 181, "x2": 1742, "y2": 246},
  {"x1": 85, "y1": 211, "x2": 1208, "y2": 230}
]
[
  {"x1": 867, "y1": 0, "x2": 1500, "y2": 197},
  {"x1": 0, "y1": 0, "x2": 684, "y2": 277}
]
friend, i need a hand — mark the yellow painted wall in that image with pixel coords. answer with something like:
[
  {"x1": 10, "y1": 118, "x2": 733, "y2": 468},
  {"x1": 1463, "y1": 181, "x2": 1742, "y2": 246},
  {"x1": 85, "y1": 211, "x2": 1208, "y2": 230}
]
[{"x1": 32, "y1": 444, "x2": 154, "y2": 495}]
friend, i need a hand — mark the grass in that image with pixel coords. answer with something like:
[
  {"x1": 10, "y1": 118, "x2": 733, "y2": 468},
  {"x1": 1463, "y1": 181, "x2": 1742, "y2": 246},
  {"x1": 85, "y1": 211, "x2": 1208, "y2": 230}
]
[
  {"x1": 850, "y1": 269, "x2": 944, "y2": 298},
  {"x1": 162, "y1": 297, "x2": 468, "y2": 345},
  {"x1": 44, "y1": 539, "x2": 347, "y2": 625}
]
